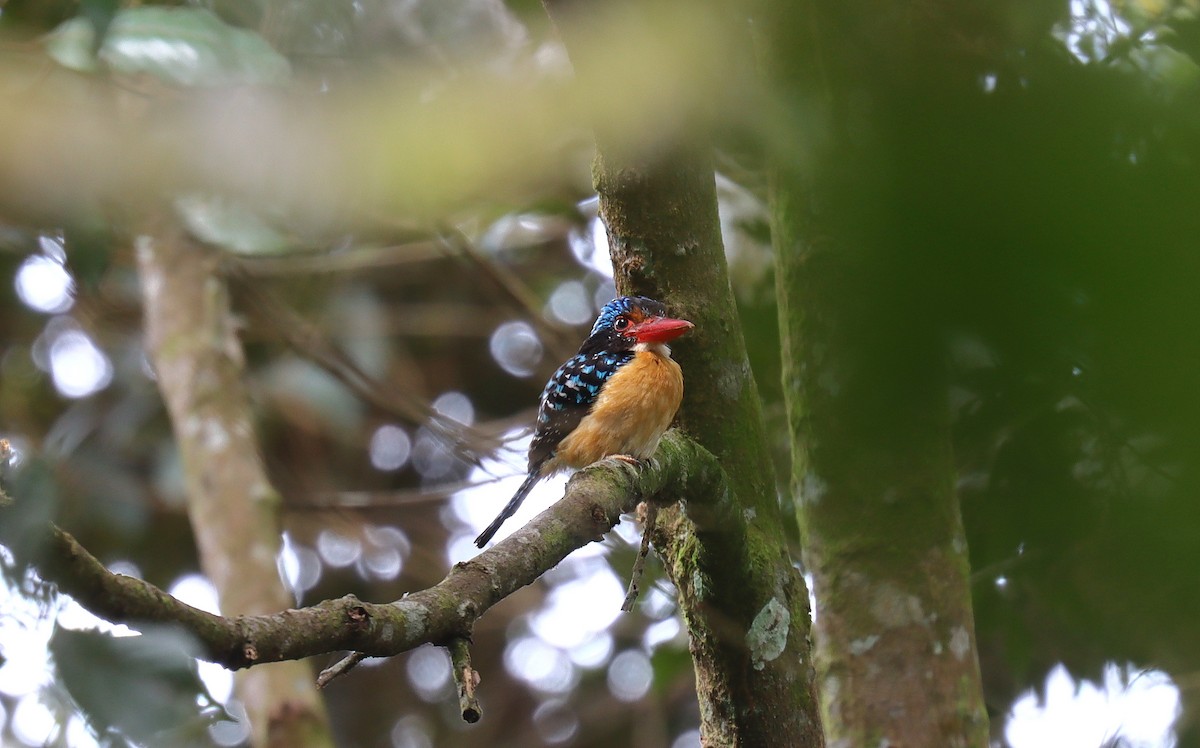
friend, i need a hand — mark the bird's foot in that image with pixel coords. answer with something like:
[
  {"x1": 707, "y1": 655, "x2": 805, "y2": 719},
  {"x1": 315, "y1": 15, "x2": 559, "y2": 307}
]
[
  {"x1": 607, "y1": 454, "x2": 658, "y2": 472},
  {"x1": 609, "y1": 454, "x2": 643, "y2": 468}
]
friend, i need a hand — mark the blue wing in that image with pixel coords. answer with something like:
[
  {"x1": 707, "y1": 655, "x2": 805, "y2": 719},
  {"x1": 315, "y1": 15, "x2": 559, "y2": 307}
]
[{"x1": 528, "y1": 350, "x2": 634, "y2": 471}]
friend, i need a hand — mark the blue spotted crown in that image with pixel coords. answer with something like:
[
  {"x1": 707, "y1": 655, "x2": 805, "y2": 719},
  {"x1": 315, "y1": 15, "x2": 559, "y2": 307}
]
[{"x1": 590, "y1": 296, "x2": 667, "y2": 337}]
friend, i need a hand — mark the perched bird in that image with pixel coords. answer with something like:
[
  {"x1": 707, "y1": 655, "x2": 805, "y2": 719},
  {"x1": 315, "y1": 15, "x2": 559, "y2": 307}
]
[{"x1": 475, "y1": 296, "x2": 693, "y2": 547}]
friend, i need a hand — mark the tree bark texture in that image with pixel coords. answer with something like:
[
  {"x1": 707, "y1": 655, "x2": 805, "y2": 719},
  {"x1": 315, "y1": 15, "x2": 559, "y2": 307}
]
[
  {"x1": 762, "y1": 1, "x2": 990, "y2": 744},
  {"x1": 136, "y1": 225, "x2": 333, "y2": 748},
  {"x1": 602, "y1": 144, "x2": 824, "y2": 748},
  {"x1": 545, "y1": 3, "x2": 825, "y2": 745},
  {"x1": 773, "y1": 187, "x2": 989, "y2": 746}
]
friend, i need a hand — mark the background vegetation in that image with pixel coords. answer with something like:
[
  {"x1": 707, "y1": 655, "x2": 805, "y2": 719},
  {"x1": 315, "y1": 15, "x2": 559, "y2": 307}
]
[{"x1": 1, "y1": 0, "x2": 1198, "y2": 745}]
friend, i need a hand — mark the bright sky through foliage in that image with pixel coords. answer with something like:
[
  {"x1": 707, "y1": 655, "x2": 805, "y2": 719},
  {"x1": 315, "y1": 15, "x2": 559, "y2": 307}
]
[{"x1": 1006, "y1": 664, "x2": 1179, "y2": 748}]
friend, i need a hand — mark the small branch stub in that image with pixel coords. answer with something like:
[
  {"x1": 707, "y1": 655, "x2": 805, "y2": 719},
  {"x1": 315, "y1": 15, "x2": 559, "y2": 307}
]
[
  {"x1": 621, "y1": 502, "x2": 659, "y2": 612},
  {"x1": 317, "y1": 652, "x2": 367, "y2": 689},
  {"x1": 448, "y1": 638, "x2": 482, "y2": 723},
  {"x1": 0, "y1": 439, "x2": 11, "y2": 504}
]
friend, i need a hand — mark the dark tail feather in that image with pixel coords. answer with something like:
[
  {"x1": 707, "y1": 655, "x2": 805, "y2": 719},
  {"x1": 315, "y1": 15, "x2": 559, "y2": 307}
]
[{"x1": 475, "y1": 471, "x2": 541, "y2": 547}]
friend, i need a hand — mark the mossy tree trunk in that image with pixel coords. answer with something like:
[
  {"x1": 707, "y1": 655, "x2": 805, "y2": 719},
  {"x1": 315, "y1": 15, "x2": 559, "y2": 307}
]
[
  {"x1": 762, "y1": 1, "x2": 990, "y2": 744},
  {"x1": 545, "y1": 3, "x2": 825, "y2": 744},
  {"x1": 599, "y1": 139, "x2": 824, "y2": 748}
]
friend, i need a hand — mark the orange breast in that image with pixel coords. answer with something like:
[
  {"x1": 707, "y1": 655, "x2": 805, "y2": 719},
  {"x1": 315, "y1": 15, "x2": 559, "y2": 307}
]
[{"x1": 552, "y1": 349, "x2": 684, "y2": 469}]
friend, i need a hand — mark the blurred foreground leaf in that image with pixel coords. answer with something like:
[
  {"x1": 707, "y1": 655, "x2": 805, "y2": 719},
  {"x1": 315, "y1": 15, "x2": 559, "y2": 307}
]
[
  {"x1": 50, "y1": 625, "x2": 224, "y2": 745},
  {"x1": 2, "y1": 1, "x2": 740, "y2": 224},
  {"x1": 175, "y1": 193, "x2": 292, "y2": 255},
  {"x1": 46, "y1": 6, "x2": 290, "y2": 86}
]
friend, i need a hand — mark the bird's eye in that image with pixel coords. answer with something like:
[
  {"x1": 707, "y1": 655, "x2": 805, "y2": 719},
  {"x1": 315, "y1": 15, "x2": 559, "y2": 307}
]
[{"x1": 613, "y1": 317, "x2": 631, "y2": 333}]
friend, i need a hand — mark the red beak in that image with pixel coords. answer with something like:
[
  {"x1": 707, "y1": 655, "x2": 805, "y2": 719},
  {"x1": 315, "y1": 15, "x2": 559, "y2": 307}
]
[{"x1": 631, "y1": 316, "x2": 694, "y2": 344}]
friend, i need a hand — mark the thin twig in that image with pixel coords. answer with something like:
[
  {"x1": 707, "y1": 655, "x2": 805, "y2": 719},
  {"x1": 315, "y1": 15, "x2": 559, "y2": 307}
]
[
  {"x1": 447, "y1": 638, "x2": 482, "y2": 723},
  {"x1": 0, "y1": 439, "x2": 11, "y2": 504},
  {"x1": 232, "y1": 242, "x2": 446, "y2": 277},
  {"x1": 289, "y1": 471, "x2": 513, "y2": 510},
  {"x1": 621, "y1": 502, "x2": 659, "y2": 612},
  {"x1": 435, "y1": 224, "x2": 579, "y2": 361},
  {"x1": 317, "y1": 651, "x2": 368, "y2": 689},
  {"x1": 225, "y1": 265, "x2": 496, "y2": 466}
]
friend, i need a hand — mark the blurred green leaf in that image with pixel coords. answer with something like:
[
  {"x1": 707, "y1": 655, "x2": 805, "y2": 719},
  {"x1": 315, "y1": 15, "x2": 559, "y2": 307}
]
[
  {"x1": 45, "y1": 7, "x2": 290, "y2": 86},
  {"x1": 0, "y1": 459, "x2": 58, "y2": 572},
  {"x1": 175, "y1": 193, "x2": 292, "y2": 255},
  {"x1": 1126, "y1": 42, "x2": 1200, "y2": 94},
  {"x1": 50, "y1": 625, "x2": 221, "y2": 744}
]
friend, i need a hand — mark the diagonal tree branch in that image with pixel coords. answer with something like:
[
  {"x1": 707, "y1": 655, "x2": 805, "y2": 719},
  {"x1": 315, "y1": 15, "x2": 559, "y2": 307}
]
[{"x1": 11, "y1": 431, "x2": 723, "y2": 678}]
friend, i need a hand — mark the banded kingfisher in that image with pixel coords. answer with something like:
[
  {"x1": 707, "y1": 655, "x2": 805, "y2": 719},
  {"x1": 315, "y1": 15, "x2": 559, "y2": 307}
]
[{"x1": 474, "y1": 296, "x2": 693, "y2": 547}]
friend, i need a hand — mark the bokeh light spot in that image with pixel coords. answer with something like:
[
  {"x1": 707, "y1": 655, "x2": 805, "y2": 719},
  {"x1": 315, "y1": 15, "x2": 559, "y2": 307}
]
[
  {"x1": 593, "y1": 279, "x2": 618, "y2": 311},
  {"x1": 406, "y1": 645, "x2": 450, "y2": 702},
  {"x1": 15, "y1": 254, "x2": 74, "y2": 314},
  {"x1": 567, "y1": 201, "x2": 614, "y2": 278},
  {"x1": 643, "y1": 616, "x2": 682, "y2": 651},
  {"x1": 168, "y1": 574, "x2": 221, "y2": 615},
  {"x1": 607, "y1": 649, "x2": 653, "y2": 702},
  {"x1": 209, "y1": 702, "x2": 250, "y2": 747},
  {"x1": 411, "y1": 428, "x2": 457, "y2": 479},
  {"x1": 546, "y1": 281, "x2": 593, "y2": 326},
  {"x1": 316, "y1": 530, "x2": 362, "y2": 568},
  {"x1": 641, "y1": 584, "x2": 677, "y2": 620},
  {"x1": 489, "y1": 321, "x2": 543, "y2": 377},
  {"x1": 530, "y1": 566, "x2": 623, "y2": 649},
  {"x1": 505, "y1": 636, "x2": 578, "y2": 694},
  {"x1": 391, "y1": 715, "x2": 433, "y2": 748},
  {"x1": 671, "y1": 729, "x2": 702, "y2": 748},
  {"x1": 370, "y1": 424, "x2": 412, "y2": 471},
  {"x1": 567, "y1": 633, "x2": 613, "y2": 669},
  {"x1": 361, "y1": 545, "x2": 402, "y2": 580},
  {"x1": 48, "y1": 329, "x2": 112, "y2": 398},
  {"x1": 364, "y1": 525, "x2": 411, "y2": 558},
  {"x1": 278, "y1": 533, "x2": 322, "y2": 598},
  {"x1": 533, "y1": 700, "x2": 579, "y2": 744},
  {"x1": 432, "y1": 391, "x2": 475, "y2": 426}
]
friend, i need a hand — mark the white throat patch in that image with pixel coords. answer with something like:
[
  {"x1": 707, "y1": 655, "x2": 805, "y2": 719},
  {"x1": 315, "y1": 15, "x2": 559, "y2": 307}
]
[{"x1": 634, "y1": 342, "x2": 672, "y2": 358}]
